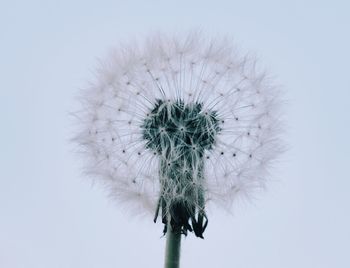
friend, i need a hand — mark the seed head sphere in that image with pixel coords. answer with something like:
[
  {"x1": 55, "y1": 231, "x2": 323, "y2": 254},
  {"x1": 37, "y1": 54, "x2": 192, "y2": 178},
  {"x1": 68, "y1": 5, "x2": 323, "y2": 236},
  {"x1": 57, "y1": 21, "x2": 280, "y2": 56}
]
[{"x1": 75, "y1": 33, "x2": 283, "y2": 238}]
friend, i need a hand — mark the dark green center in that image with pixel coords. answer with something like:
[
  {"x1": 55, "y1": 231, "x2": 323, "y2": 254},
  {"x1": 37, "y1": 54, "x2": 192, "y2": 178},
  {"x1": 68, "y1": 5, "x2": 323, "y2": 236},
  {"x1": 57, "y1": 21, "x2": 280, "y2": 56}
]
[{"x1": 142, "y1": 99, "x2": 220, "y2": 238}]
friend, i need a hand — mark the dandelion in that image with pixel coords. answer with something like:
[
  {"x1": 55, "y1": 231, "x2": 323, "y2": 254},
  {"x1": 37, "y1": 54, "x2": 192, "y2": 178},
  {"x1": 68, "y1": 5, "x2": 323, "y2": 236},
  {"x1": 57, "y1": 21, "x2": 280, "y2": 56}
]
[{"x1": 74, "y1": 32, "x2": 283, "y2": 268}]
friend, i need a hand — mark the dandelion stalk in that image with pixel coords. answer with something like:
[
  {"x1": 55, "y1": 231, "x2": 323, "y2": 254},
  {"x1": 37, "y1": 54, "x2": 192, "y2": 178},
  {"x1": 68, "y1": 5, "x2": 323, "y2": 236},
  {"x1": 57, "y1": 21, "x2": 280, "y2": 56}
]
[
  {"x1": 74, "y1": 32, "x2": 284, "y2": 267},
  {"x1": 164, "y1": 224, "x2": 181, "y2": 268}
]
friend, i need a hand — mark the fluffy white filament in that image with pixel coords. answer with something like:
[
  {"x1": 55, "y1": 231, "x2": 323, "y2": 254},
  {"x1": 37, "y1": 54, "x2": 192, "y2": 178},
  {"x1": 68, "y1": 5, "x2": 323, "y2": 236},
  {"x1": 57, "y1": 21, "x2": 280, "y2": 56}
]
[{"x1": 74, "y1": 33, "x2": 283, "y2": 217}]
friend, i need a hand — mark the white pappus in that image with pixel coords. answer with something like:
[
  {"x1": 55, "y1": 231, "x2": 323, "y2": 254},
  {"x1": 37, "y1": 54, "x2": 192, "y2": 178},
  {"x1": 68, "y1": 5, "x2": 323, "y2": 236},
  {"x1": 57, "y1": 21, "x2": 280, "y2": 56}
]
[{"x1": 73, "y1": 32, "x2": 284, "y2": 238}]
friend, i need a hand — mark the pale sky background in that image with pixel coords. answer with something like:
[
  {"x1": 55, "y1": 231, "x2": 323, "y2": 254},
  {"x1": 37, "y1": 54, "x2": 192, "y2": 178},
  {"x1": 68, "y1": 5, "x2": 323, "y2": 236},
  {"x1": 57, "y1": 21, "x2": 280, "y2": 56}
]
[{"x1": 1, "y1": 0, "x2": 349, "y2": 267}]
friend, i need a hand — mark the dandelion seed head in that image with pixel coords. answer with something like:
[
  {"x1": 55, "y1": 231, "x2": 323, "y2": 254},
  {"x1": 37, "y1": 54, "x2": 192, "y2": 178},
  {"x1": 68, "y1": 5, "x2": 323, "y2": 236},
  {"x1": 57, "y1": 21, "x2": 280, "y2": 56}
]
[{"x1": 74, "y1": 32, "x2": 284, "y2": 237}]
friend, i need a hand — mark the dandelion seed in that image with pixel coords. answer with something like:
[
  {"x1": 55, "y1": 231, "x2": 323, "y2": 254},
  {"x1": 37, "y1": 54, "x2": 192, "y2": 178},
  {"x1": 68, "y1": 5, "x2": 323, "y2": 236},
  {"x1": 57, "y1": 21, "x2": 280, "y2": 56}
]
[{"x1": 73, "y1": 32, "x2": 284, "y2": 267}]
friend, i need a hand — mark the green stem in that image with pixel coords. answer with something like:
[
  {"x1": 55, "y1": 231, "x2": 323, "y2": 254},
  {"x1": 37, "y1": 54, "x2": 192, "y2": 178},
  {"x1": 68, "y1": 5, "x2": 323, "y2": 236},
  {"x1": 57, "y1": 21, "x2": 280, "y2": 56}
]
[{"x1": 164, "y1": 225, "x2": 182, "y2": 268}]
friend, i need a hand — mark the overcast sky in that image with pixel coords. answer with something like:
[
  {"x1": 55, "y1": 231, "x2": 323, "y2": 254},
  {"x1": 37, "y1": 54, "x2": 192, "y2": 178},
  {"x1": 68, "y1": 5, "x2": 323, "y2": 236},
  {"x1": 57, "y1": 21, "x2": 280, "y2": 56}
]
[{"x1": 1, "y1": 0, "x2": 349, "y2": 267}]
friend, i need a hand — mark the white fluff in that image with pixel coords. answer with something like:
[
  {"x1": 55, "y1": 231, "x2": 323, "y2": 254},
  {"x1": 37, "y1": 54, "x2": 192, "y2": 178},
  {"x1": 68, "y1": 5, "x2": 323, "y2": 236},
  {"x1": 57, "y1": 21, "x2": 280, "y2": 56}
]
[{"x1": 73, "y1": 32, "x2": 284, "y2": 217}]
